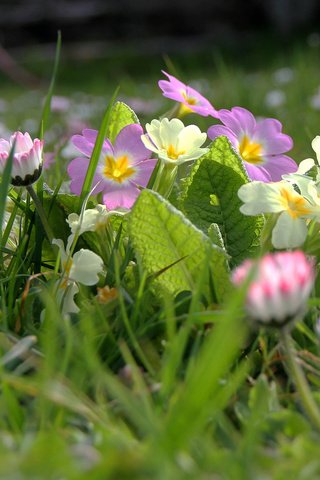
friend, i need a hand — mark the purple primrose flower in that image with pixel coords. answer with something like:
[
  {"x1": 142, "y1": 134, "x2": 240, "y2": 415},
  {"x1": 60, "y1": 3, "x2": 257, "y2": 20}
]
[
  {"x1": 208, "y1": 106, "x2": 297, "y2": 182},
  {"x1": 67, "y1": 124, "x2": 157, "y2": 209},
  {"x1": 158, "y1": 70, "x2": 218, "y2": 117}
]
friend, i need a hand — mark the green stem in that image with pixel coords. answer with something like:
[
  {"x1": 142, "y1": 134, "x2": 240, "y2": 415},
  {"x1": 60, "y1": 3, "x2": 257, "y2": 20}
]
[
  {"x1": 281, "y1": 329, "x2": 320, "y2": 432},
  {"x1": 153, "y1": 162, "x2": 178, "y2": 198},
  {"x1": 27, "y1": 185, "x2": 54, "y2": 244}
]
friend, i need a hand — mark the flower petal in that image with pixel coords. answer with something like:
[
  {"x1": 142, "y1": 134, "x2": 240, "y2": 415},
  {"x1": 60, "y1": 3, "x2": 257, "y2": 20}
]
[
  {"x1": 207, "y1": 125, "x2": 238, "y2": 147},
  {"x1": 238, "y1": 181, "x2": 285, "y2": 214},
  {"x1": 103, "y1": 185, "x2": 140, "y2": 209},
  {"x1": 261, "y1": 155, "x2": 297, "y2": 181},
  {"x1": 131, "y1": 159, "x2": 157, "y2": 187},
  {"x1": 218, "y1": 107, "x2": 256, "y2": 137},
  {"x1": 71, "y1": 249, "x2": 103, "y2": 285},
  {"x1": 113, "y1": 124, "x2": 151, "y2": 164},
  {"x1": 272, "y1": 212, "x2": 307, "y2": 248},
  {"x1": 68, "y1": 157, "x2": 104, "y2": 195}
]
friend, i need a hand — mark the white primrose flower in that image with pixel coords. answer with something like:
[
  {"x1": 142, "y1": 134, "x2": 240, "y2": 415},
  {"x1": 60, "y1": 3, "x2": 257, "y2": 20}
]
[
  {"x1": 67, "y1": 204, "x2": 125, "y2": 236},
  {"x1": 140, "y1": 118, "x2": 208, "y2": 165},
  {"x1": 238, "y1": 180, "x2": 320, "y2": 249},
  {"x1": 52, "y1": 238, "x2": 104, "y2": 315},
  {"x1": 66, "y1": 204, "x2": 126, "y2": 252}
]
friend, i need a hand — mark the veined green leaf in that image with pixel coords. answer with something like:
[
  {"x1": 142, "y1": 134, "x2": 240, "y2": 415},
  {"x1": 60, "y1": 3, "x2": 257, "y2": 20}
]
[
  {"x1": 107, "y1": 101, "x2": 139, "y2": 144},
  {"x1": 179, "y1": 136, "x2": 264, "y2": 266},
  {"x1": 128, "y1": 189, "x2": 230, "y2": 302}
]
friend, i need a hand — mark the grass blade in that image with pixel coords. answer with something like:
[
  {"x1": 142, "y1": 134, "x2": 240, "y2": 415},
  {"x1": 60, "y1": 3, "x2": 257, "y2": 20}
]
[
  {"x1": 0, "y1": 142, "x2": 15, "y2": 267},
  {"x1": 38, "y1": 31, "x2": 62, "y2": 140},
  {"x1": 78, "y1": 86, "x2": 120, "y2": 210}
]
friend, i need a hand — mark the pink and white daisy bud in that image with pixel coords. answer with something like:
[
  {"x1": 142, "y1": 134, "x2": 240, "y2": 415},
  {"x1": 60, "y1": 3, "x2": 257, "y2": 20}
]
[
  {"x1": 0, "y1": 132, "x2": 43, "y2": 186},
  {"x1": 232, "y1": 251, "x2": 315, "y2": 327}
]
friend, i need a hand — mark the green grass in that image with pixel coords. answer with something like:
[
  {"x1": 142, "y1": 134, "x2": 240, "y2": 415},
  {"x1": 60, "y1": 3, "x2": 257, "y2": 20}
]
[{"x1": 1, "y1": 35, "x2": 320, "y2": 479}]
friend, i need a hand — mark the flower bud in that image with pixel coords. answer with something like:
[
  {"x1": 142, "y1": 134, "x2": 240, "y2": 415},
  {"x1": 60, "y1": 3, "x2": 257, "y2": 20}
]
[
  {"x1": 0, "y1": 132, "x2": 43, "y2": 186},
  {"x1": 232, "y1": 251, "x2": 315, "y2": 327}
]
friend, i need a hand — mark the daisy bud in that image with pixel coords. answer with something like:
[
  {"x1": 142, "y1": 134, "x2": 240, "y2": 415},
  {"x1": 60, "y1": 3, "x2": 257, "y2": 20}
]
[
  {"x1": 0, "y1": 132, "x2": 43, "y2": 186},
  {"x1": 232, "y1": 251, "x2": 315, "y2": 327}
]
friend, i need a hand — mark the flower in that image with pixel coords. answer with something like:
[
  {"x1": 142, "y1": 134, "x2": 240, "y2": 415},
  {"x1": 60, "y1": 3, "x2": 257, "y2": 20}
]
[
  {"x1": 0, "y1": 131, "x2": 43, "y2": 186},
  {"x1": 67, "y1": 204, "x2": 115, "y2": 237},
  {"x1": 232, "y1": 251, "x2": 315, "y2": 327},
  {"x1": 53, "y1": 238, "x2": 104, "y2": 315},
  {"x1": 141, "y1": 118, "x2": 208, "y2": 165},
  {"x1": 158, "y1": 71, "x2": 218, "y2": 117},
  {"x1": 67, "y1": 124, "x2": 157, "y2": 209},
  {"x1": 208, "y1": 107, "x2": 297, "y2": 182},
  {"x1": 238, "y1": 180, "x2": 320, "y2": 248}
]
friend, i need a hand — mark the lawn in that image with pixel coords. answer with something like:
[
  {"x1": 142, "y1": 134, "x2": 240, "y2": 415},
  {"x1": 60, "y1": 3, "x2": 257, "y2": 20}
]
[{"x1": 0, "y1": 33, "x2": 320, "y2": 479}]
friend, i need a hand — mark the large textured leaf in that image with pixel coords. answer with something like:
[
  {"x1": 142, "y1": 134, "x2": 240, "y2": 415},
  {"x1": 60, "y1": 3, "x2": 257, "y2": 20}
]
[
  {"x1": 128, "y1": 189, "x2": 230, "y2": 302},
  {"x1": 107, "y1": 101, "x2": 139, "y2": 144},
  {"x1": 179, "y1": 136, "x2": 264, "y2": 266}
]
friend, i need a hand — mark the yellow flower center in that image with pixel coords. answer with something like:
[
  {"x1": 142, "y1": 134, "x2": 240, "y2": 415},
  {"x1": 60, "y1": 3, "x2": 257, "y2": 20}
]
[
  {"x1": 103, "y1": 155, "x2": 135, "y2": 183},
  {"x1": 166, "y1": 144, "x2": 186, "y2": 160},
  {"x1": 182, "y1": 91, "x2": 197, "y2": 106},
  {"x1": 239, "y1": 135, "x2": 263, "y2": 164},
  {"x1": 279, "y1": 187, "x2": 311, "y2": 218}
]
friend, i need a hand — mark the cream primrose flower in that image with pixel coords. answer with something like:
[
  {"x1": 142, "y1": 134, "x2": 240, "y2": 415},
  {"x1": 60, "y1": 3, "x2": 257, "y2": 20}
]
[
  {"x1": 67, "y1": 204, "x2": 111, "y2": 236},
  {"x1": 140, "y1": 118, "x2": 208, "y2": 165},
  {"x1": 66, "y1": 204, "x2": 126, "y2": 252},
  {"x1": 238, "y1": 180, "x2": 320, "y2": 249},
  {"x1": 52, "y1": 238, "x2": 104, "y2": 315}
]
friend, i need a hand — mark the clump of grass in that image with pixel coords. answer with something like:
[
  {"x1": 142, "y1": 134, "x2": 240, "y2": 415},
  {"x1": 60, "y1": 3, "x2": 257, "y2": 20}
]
[{"x1": 0, "y1": 34, "x2": 320, "y2": 479}]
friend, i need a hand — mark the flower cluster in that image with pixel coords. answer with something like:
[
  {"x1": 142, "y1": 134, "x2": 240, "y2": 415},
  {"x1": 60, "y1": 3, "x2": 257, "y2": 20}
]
[
  {"x1": 1, "y1": 69, "x2": 317, "y2": 326},
  {"x1": 238, "y1": 136, "x2": 320, "y2": 249}
]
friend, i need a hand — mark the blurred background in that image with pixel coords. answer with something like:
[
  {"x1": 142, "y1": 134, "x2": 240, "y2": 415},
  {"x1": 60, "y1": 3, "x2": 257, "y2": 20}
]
[{"x1": 0, "y1": 0, "x2": 320, "y2": 163}]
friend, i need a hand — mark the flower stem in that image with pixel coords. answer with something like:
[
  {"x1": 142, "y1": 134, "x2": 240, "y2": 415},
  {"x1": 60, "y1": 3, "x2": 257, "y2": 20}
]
[
  {"x1": 27, "y1": 185, "x2": 54, "y2": 244},
  {"x1": 153, "y1": 162, "x2": 178, "y2": 198},
  {"x1": 281, "y1": 328, "x2": 320, "y2": 432}
]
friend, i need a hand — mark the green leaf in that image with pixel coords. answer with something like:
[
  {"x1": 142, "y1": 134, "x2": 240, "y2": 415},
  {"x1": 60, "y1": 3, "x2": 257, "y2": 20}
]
[
  {"x1": 179, "y1": 136, "x2": 264, "y2": 266},
  {"x1": 106, "y1": 101, "x2": 139, "y2": 144},
  {"x1": 128, "y1": 189, "x2": 230, "y2": 302}
]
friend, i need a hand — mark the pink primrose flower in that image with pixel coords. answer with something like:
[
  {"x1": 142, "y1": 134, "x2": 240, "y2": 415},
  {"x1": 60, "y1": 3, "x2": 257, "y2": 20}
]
[
  {"x1": 232, "y1": 251, "x2": 315, "y2": 327},
  {"x1": 208, "y1": 107, "x2": 297, "y2": 182},
  {"x1": 158, "y1": 70, "x2": 218, "y2": 117},
  {"x1": 0, "y1": 131, "x2": 43, "y2": 186},
  {"x1": 67, "y1": 124, "x2": 157, "y2": 209}
]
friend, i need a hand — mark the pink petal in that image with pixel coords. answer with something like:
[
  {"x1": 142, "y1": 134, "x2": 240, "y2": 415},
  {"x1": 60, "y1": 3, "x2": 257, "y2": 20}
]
[
  {"x1": 207, "y1": 125, "x2": 238, "y2": 147},
  {"x1": 82, "y1": 129, "x2": 98, "y2": 143},
  {"x1": 132, "y1": 159, "x2": 157, "y2": 187},
  {"x1": 83, "y1": 128, "x2": 113, "y2": 152},
  {"x1": 262, "y1": 155, "x2": 298, "y2": 181},
  {"x1": 72, "y1": 134, "x2": 94, "y2": 157},
  {"x1": 253, "y1": 119, "x2": 293, "y2": 154},
  {"x1": 102, "y1": 185, "x2": 140, "y2": 209},
  {"x1": 68, "y1": 157, "x2": 104, "y2": 195},
  {"x1": 243, "y1": 163, "x2": 272, "y2": 182},
  {"x1": 114, "y1": 124, "x2": 151, "y2": 164},
  {"x1": 159, "y1": 70, "x2": 187, "y2": 91},
  {"x1": 218, "y1": 107, "x2": 256, "y2": 137},
  {"x1": 0, "y1": 139, "x2": 9, "y2": 153}
]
